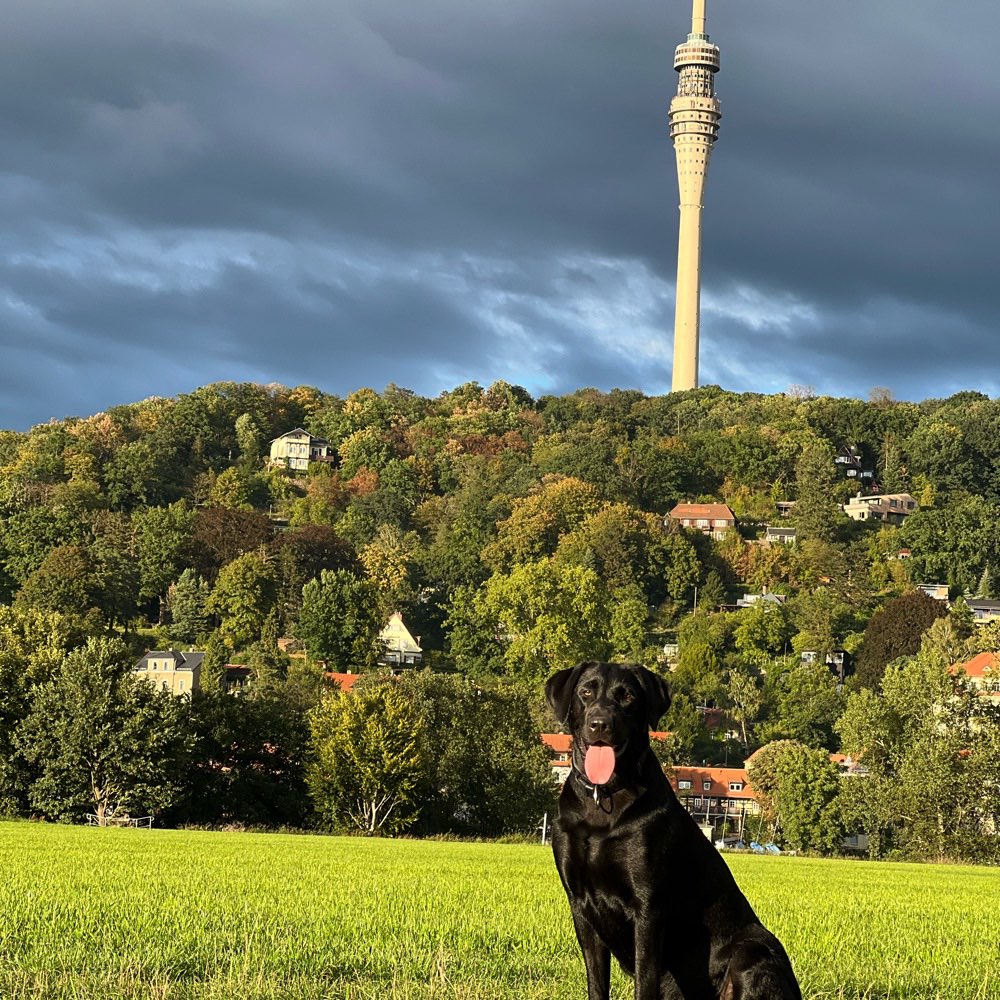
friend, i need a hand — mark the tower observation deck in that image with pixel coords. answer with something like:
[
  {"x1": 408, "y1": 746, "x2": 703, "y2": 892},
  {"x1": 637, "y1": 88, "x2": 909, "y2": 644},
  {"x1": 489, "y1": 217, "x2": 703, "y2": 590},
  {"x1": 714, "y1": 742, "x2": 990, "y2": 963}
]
[{"x1": 669, "y1": 0, "x2": 722, "y2": 392}]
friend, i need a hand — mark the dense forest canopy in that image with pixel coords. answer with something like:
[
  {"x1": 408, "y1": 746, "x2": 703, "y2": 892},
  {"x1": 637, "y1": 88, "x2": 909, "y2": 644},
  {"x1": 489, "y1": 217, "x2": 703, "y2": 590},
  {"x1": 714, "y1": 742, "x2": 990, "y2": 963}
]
[
  {"x1": 3, "y1": 380, "x2": 1000, "y2": 627},
  {"x1": 2, "y1": 381, "x2": 999, "y2": 858}
]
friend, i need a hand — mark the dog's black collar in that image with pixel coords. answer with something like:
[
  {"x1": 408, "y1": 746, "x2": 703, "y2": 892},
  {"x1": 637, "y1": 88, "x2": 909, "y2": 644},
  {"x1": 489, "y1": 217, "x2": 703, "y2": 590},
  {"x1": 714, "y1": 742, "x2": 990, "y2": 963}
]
[
  {"x1": 571, "y1": 739, "x2": 640, "y2": 802},
  {"x1": 573, "y1": 769, "x2": 610, "y2": 801}
]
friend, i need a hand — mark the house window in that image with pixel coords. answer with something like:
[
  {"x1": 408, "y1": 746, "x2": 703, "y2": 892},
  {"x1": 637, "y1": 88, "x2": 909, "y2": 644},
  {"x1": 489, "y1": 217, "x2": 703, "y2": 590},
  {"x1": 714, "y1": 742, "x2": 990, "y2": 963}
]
[
  {"x1": 729, "y1": 782, "x2": 743, "y2": 792},
  {"x1": 702, "y1": 780, "x2": 711, "y2": 791},
  {"x1": 697, "y1": 519, "x2": 709, "y2": 527},
  {"x1": 678, "y1": 780, "x2": 692, "y2": 790}
]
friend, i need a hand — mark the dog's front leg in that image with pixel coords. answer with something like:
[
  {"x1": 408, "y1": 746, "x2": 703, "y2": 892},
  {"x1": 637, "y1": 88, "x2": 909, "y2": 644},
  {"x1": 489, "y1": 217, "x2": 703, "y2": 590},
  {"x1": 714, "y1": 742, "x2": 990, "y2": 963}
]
[
  {"x1": 633, "y1": 914, "x2": 663, "y2": 1000},
  {"x1": 571, "y1": 911, "x2": 611, "y2": 1000}
]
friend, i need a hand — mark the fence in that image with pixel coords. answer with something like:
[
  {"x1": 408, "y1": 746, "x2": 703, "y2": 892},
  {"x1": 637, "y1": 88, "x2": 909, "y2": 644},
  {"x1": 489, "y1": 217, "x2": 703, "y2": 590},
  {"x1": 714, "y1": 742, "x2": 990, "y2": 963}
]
[{"x1": 84, "y1": 814, "x2": 153, "y2": 829}]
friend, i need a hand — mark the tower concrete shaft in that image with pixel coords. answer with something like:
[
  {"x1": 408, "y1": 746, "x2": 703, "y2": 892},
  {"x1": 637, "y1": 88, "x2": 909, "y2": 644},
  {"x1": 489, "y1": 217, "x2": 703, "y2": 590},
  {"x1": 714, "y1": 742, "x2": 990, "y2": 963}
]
[{"x1": 669, "y1": 0, "x2": 721, "y2": 392}]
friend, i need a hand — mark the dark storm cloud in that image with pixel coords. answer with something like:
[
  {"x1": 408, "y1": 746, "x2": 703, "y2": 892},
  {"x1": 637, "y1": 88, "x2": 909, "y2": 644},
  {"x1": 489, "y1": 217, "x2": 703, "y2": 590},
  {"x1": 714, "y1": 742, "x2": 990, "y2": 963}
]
[{"x1": 1, "y1": 0, "x2": 999, "y2": 429}]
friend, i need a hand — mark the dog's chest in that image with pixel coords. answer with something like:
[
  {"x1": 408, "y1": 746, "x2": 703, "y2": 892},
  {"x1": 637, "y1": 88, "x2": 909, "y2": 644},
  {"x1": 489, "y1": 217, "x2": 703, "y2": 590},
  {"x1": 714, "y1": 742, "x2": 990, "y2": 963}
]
[{"x1": 564, "y1": 827, "x2": 642, "y2": 910}]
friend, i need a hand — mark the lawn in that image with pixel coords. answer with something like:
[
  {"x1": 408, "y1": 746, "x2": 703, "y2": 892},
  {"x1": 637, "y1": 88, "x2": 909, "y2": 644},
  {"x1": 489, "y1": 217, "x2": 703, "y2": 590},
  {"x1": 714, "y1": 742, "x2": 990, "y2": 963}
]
[{"x1": 2, "y1": 821, "x2": 996, "y2": 999}]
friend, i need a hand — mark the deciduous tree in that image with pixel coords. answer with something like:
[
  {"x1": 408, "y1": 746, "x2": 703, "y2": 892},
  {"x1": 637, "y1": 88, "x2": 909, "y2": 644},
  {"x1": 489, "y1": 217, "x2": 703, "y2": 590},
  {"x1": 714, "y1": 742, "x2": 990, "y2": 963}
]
[
  {"x1": 297, "y1": 569, "x2": 382, "y2": 669},
  {"x1": 853, "y1": 589, "x2": 947, "y2": 690},
  {"x1": 449, "y1": 559, "x2": 614, "y2": 681},
  {"x1": 306, "y1": 685, "x2": 426, "y2": 834},
  {"x1": 16, "y1": 637, "x2": 194, "y2": 822},
  {"x1": 206, "y1": 551, "x2": 278, "y2": 651}
]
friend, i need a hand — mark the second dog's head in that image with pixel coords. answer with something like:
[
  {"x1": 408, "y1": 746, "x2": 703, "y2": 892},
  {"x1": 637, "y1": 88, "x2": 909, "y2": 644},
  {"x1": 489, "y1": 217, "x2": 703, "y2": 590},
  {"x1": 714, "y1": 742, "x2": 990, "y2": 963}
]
[{"x1": 545, "y1": 661, "x2": 670, "y2": 789}]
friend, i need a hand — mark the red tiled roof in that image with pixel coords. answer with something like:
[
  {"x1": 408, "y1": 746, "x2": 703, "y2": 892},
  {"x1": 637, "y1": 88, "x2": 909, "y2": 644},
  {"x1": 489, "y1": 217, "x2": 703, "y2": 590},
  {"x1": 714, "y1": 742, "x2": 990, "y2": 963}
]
[
  {"x1": 541, "y1": 732, "x2": 671, "y2": 753},
  {"x1": 669, "y1": 766, "x2": 756, "y2": 801},
  {"x1": 542, "y1": 733, "x2": 573, "y2": 753},
  {"x1": 950, "y1": 652, "x2": 999, "y2": 680},
  {"x1": 323, "y1": 671, "x2": 362, "y2": 692},
  {"x1": 669, "y1": 503, "x2": 735, "y2": 521}
]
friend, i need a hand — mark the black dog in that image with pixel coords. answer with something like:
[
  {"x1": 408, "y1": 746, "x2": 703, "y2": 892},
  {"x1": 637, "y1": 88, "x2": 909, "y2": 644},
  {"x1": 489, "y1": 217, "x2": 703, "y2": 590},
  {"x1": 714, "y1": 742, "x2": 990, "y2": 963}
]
[{"x1": 546, "y1": 661, "x2": 801, "y2": 1000}]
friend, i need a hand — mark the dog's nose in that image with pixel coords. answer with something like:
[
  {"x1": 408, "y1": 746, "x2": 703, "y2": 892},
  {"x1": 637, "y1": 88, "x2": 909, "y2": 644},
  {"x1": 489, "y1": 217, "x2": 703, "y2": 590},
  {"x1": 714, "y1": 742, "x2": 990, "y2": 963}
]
[{"x1": 588, "y1": 717, "x2": 610, "y2": 740}]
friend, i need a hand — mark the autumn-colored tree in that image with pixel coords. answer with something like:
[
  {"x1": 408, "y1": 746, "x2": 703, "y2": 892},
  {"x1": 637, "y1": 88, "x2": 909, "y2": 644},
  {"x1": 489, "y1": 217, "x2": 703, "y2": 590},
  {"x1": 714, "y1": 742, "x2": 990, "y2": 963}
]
[
  {"x1": 482, "y1": 477, "x2": 603, "y2": 570},
  {"x1": 191, "y1": 507, "x2": 273, "y2": 581}
]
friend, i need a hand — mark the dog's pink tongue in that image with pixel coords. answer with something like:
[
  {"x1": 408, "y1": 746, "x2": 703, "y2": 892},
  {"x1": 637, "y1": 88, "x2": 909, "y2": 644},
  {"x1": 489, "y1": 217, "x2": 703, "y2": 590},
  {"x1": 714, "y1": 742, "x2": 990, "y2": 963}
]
[{"x1": 584, "y1": 745, "x2": 616, "y2": 785}]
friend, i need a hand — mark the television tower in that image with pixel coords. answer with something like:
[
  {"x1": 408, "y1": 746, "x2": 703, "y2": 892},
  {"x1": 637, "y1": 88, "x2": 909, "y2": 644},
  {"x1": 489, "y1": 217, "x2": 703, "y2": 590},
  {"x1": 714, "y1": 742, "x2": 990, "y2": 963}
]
[{"x1": 669, "y1": 0, "x2": 722, "y2": 392}]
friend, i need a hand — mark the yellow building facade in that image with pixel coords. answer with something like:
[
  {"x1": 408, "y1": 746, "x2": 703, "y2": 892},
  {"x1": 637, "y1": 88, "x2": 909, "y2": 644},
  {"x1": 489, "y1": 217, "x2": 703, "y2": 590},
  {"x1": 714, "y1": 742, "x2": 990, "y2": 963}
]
[{"x1": 133, "y1": 650, "x2": 204, "y2": 697}]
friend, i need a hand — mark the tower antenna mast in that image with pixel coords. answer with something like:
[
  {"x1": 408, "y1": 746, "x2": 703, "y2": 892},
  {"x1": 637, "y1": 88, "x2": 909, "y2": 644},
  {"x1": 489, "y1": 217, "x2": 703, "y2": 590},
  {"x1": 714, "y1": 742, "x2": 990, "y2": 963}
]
[{"x1": 669, "y1": 0, "x2": 722, "y2": 391}]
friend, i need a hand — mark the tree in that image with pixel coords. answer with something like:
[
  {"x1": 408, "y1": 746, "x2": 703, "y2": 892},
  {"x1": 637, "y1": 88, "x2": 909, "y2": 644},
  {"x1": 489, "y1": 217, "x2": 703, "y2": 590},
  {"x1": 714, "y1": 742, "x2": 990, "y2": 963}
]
[
  {"x1": 609, "y1": 587, "x2": 649, "y2": 660},
  {"x1": 481, "y1": 477, "x2": 603, "y2": 571},
  {"x1": 16, "y1": 637, "x2": 194, "y2": 822},
  {"x1": 448, "y1": 559, "x2": 615, "y2": 681},
  {"x1": 904, "y1": 419, "x2": 975, "y2": 496},
  {"x1": 699, "y1": 570, "x2": 727, "y2": 612},
  {"x1": 878, "y1": 431, "x2": 908, "y2": 495},
  {"x1": 732, "y1": 601, "x2": 792, "y2": 670},
  {"x1": 758, "y1": 659, "x2": 843, "y2": 749},
  {"x1": 297, "y1": 569, "x2": 382, "y2": 669},
  {"x1": 104, "y1": 438, "x2": 181, "y2": 508},
  {"x1": 790, "y1": 439, "x2": 844, "y2": 542},
  {"x1": 179, "y1": 688, "x2": 309, "y2": 827},
  {"x1": 773, "y1": 747, "x2": 843, "y2": 853},
  {"x1": 837, "y1": 640, "x2": 1000, "y2": 862},
  {"x1": 661, "y1": 691, "x2": 714, "y2": 765},
  {"x1": 791, "y1": 588, "x2": 853, "y2": 665},
  {"x1": 853, "y1": 590, "x2": 947, "y2": 689},
  {"x1": 746, "y1": 740, "x2": 843, "y2": 853},
  {"x1": 270, "y1": 524, "x2": 358, "y2": 628},
  {"x1": 243, "y1": 609, "x2": 289, "y2": 690},
  {"x1": 306, "y1": 685, "x2": 427, "y2": 834},
  {"x1": 359, "y1": 523, "x2": 421, "y2": 614},
  {"x1": 672, "y1": 642, "x2": 724, "y2": 707},
  {"x1": 615, "y1": 433, "x2": 696, "y2": 513},
  {"x1": 0, "y1": 607, "x2": 89, "y2": 816},
  {"x1": 532, "y1": 424, "x2": 625, "y2": 499},
  {"x1": 133, "y1": 502, "x2": 195, "y2": 620},
  {"x1": 207, "y1": 466, "x2": 259, "y2": 510},
  {"x1": 234, "y1": 412, "x2": 262, "y2": 471},
  {"x1": 167, "y1": 569, "x2": 211, "y2": 643},
  {"x1": 725, "y1": 662, "x2": 763, "y2": 750},
  {"x1": 900, "y1": 495, "x2": 1000, "y2": 595},
  {"x1": 1, "y1": 503, "x2": 89, "y2": 587},
  {"x1": 191, "y1": 507, "x2": 273, "y2": 581},
  {"x1": 387, "y1": 672, "x2": 556, "y2": 836},
  {"x1": 87, "y1": 511, "x2": 141, "y2": 628},
  {"x1": 206, "y1": 551, "x2": 278, "y2": 651},
  {"x1": 15, "y1": 545, "x2": 102, "y2": 621},
  {"x1": 199, "y1": 631, "x2": 229, "y2": 695}
]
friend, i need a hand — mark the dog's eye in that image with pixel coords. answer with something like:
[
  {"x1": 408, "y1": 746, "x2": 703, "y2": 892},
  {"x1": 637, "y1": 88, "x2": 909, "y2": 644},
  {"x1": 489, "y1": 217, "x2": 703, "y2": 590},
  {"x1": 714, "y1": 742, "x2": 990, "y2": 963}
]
[
  {"x1": 616, "y1": 689, "x2": 635, "y2": 705},
  {"x1": 579, "y1": 688, "x2": 594, "y2": 700}
]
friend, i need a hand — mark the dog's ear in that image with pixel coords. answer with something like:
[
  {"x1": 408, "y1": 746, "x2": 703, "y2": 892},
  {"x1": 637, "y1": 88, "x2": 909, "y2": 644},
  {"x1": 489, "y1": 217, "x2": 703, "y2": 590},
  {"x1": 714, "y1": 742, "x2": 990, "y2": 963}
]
[
  {"x1": 545, "y1": 663, "x2": 588, "y2": 726},
  {"x1": 632, "y1": 666, "x2": 671, "y2": 730}
]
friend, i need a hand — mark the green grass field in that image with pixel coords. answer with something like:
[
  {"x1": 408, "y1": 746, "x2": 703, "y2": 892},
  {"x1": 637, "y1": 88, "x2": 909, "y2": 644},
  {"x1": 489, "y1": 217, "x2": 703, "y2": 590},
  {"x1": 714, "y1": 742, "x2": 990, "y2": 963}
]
[{"x1": 2, "y1": 822, "x2": 997, "y2": 1000}]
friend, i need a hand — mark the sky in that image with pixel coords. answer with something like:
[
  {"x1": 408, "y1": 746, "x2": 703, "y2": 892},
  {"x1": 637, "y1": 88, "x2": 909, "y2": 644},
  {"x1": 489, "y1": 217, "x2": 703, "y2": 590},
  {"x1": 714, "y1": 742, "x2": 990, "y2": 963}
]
[{"x1": 2, "y1": 0, "x2": 999, "y2": 430}]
